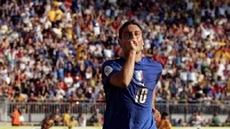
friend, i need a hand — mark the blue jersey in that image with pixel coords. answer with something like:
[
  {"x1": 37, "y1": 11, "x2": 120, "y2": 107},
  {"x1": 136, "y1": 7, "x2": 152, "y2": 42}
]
[{"x1": 102, "y1": 57, "x2": 162, "y2": 129}]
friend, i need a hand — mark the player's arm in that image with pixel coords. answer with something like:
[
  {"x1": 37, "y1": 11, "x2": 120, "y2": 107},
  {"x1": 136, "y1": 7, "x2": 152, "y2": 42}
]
[
  {"x1": 152, "y1": 69, "x2": 162, "y2": 108},
  {"x1": 153, "y1": 88, "x2": 161, "y2": 127},
  {"x1": 152, "y1": 86, "x2": 157, "y2": 111},
  {"x1": 110, "y1": 50, "x2": 136, "y2": 88},
  {"x1": 152, "y1": 87, "x2": 161, "y2": 119},
  {"x1": 152, "y1": 73, "x2": 162, "y2": 120}
]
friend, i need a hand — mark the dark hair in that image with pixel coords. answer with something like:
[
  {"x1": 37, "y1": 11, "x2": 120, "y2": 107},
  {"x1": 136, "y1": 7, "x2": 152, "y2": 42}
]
[
  {"x1": 161, "y1": 112, "x2": 169, "y2": 118},
  {"x1": 118, "y1": 20, "x2": 143, "y2": 39}
]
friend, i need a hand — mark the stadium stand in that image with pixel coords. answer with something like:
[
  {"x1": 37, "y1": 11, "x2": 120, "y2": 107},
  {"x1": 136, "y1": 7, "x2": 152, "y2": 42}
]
[{"x1": 0, "y1": 0, "x2": 229, "y2": 127}]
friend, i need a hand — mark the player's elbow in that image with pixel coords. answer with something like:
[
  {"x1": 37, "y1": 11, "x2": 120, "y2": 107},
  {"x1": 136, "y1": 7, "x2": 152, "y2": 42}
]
[
  {"x1": 110, "y1": 74, "x2": 131, "y2": 88},
  {"x1": 110, "y1": 78, "x2": 130, "y2": 88},
  {"x1": 114, "y1": 81, "x2": 130, "y2": 88},
  {"x1": 119, "y1": 81, "x2": 130, "y2": 88}
]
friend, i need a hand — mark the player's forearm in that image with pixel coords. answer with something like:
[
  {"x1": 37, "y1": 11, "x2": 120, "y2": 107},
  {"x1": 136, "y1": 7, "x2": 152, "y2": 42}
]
[
  {"x1": 110, "y1": 51, "x2": 136, "y2": 88},
  {"x1": 152, "y1": 87, "x2": 157, "y2": 109}
]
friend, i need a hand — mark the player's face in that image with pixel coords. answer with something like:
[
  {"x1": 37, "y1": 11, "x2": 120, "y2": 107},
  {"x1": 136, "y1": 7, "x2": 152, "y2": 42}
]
[{"x1": 119, "y1": 24, "x2": 144, "y2": 53}]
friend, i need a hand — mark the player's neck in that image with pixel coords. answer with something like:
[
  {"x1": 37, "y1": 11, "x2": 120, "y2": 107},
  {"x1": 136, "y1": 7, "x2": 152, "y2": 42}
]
[{"x1": 135, "y1": 52, "x2": 143, "y2": 62}]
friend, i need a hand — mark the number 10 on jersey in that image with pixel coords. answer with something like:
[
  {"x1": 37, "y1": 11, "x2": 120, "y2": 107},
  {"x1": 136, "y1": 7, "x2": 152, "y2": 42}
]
[{"x1": 135, "y1": 88, "x2": 148, "y2": 103}]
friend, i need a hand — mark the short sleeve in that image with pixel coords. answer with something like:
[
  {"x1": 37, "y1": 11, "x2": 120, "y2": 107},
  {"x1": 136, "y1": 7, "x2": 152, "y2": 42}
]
[{"x1": 101, "y1": 60, "x2": 119, "y2": 85}]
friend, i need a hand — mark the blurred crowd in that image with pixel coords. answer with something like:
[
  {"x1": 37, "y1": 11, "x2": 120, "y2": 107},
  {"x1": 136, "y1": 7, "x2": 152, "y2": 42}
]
[
  {"x1": 11, "y1": 105, "x2": 104, "y2": 127},
  {"x1": 0, "y1": 0, "x2": 229, "y2": 109},
  {"x1": 172, "y1": 110, "x2": 230, "y2": 127}
]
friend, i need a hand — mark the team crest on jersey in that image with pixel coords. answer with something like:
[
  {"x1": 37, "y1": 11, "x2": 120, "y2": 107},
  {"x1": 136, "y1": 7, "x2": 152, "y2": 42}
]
[
  {"x1": 104, "y1": 66, "x2": 113, "y2": 76},
  {"x1": 134, "y1": 70, "x2": 143, "y2": 81}
]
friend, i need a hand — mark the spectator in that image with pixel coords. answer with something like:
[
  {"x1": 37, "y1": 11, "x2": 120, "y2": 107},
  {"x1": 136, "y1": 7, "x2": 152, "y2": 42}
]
[
  {"x1": 52, "y1": 108, "x2": 63, "y2": 126},
  {"x1": 211, "y1": 112, "x2": 221, "y2": 126},
  {"x1": 77, "y1": 113, "x2": 87, "y2": 127},
  {"x1": 68, "y1": 116, "x2": 79, "y2": 129},
  {"x1": 64, "y1": 72, "x2": 74, "y2": 89},
  {"x1": 10, "y1": 105, "x2": 21, "y2": 126},
  {"x1": 88, "y1": 108, "x2": 103, "y2": 126},
  {"x1": 224, "y1": 113, "x2": 230, "y2": 126},
  {"x1": 158, "y1": 112, "x2": 172, "y2": 129},
  {"x1": 175, "y1": 118, "x2": 187, "y2": 127},
  {"x1": 41, "y1": 115, "x2": 54, "y2": 129},
  {"x1": 190, "y1": 111, "x2": 206, "y2": 127},
  {"x1": 63, "y1": 108, "x2": 71, "y2": 126}
]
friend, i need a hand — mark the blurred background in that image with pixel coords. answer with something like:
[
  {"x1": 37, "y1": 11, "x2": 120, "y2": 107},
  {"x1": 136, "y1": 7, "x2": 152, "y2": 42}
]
[{"x1": 0, "y1": 0, "x2": 229, "y2": 128}]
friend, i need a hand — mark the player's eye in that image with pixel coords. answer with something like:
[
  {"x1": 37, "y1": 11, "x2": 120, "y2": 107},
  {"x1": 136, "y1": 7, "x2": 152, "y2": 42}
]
[
  {"x1": 135, "y1": 32, "x2": 141, "y2": 37},
  {"x1": 124, "y1": 31, "x2": 141, "y2": 39}
]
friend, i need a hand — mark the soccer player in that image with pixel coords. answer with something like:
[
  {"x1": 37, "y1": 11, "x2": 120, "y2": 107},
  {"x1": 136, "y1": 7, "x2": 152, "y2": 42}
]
[{"x1": 102, "y1": 20, "x2": 163, "y2": 129}]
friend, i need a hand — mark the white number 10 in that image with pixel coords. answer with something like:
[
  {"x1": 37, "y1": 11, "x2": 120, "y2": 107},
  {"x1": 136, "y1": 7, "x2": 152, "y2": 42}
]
[{"x1": 135, "y1": 88, "x2": 148, "y2": 103}]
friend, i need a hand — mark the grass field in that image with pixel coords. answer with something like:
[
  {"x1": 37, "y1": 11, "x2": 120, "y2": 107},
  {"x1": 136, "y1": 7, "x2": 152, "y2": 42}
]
[{"x1": 0, "y1": 126, "x2": 229, "y2": 129}]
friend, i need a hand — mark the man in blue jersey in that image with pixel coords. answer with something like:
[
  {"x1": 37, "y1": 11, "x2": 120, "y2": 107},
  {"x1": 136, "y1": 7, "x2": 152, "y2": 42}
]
[{"x1": 102, "y1": 20, "x2": 163, "y2": 129}]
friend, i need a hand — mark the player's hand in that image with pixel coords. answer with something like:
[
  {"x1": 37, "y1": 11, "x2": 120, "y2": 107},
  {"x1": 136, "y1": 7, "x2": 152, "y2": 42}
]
[
  {"x1": 127, "y1": 40, "x2": 138, "y2": 52},
  {"x1": 122, "y1": 40, "x2": 138, "y2": 58},
  {"x1": 153, "y1": 109, "x2": 161, "y2": 121}
]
